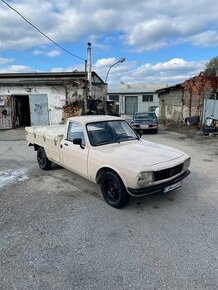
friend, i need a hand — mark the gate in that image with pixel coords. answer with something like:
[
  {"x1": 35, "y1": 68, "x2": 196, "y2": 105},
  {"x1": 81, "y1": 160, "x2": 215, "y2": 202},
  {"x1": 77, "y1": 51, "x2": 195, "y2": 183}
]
[
  {"x1": 125, "y1": 96, "x2": 138, "y2": 114},
  {"x1": 203, "y1": 99, "x2": 218, "y2": 122},
  {"x1": 29, "y1": 94, "x2": 49, "y2": 126}
]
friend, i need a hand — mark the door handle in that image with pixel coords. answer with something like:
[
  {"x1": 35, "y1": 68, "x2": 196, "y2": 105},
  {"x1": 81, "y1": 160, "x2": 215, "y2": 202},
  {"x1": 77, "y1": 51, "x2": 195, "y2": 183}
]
[{"x1": 64, "y1": 143, "x2": 68, "y2": 146}]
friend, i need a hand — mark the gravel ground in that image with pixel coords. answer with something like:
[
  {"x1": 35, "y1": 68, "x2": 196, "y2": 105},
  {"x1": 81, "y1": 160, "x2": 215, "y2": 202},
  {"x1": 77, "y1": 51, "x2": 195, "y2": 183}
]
[{"x1": 0, "y1": 129, "x2": 218, "y2": 290}]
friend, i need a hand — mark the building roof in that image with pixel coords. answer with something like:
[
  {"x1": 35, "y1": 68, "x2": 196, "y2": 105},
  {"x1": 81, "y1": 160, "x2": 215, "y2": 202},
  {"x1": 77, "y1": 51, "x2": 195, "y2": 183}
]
[
  {"x1": 156, "y1": 83, "x2": 183, "y2": 94},
  {"x1": 108, "y1": 83, "x2": 167, "y2": 94},
  {"x1": 0, "y1": 71, "x2": 105, "y2": 86}
]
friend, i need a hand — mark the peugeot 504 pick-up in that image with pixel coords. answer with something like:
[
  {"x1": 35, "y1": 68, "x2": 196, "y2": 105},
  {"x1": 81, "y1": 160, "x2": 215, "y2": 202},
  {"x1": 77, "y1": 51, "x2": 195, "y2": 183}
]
[{"x1": 26, "y1": 115, "x2": 190, "y2": 208}]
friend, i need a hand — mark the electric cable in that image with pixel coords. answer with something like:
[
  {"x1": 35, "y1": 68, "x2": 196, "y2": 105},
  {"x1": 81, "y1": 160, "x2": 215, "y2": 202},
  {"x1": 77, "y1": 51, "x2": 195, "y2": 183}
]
[{"x1": 1, "y1": 0, "x2": 86, "y2": 61}]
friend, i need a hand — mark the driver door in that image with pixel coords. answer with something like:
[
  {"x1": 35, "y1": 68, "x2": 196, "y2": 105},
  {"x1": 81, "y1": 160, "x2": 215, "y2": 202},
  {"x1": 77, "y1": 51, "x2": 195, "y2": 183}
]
[{"x1": 62, "y1": 121, "x2": 89, "y2": 177}]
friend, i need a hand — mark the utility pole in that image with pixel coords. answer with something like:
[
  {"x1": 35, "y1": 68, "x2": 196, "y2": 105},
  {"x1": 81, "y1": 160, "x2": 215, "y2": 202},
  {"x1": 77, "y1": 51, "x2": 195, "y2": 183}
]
[{"x1": 87, "y1": 42, "x2": 92, "y2": 100}]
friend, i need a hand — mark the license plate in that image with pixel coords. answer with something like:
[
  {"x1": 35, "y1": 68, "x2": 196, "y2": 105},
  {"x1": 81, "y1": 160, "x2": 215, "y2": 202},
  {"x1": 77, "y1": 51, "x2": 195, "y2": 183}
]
[
  {"x1": 141, "y1": 124, "x2": 149, "y2": 129},
  {"x1": 163, "y1": 182, "x2": 182, "y2": 193}
]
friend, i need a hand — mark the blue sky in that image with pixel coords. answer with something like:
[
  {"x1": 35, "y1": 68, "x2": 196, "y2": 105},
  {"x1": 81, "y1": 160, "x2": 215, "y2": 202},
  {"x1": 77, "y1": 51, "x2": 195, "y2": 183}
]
[{"x1": 0, "y1": 0, "x2": 218, "y2": 87}]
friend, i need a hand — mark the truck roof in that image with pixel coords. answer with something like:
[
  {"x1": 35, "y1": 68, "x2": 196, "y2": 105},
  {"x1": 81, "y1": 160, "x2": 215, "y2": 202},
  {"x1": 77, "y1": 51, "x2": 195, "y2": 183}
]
[{"x1": 68, "y1": 115, "x2": 124, "y2": 123}]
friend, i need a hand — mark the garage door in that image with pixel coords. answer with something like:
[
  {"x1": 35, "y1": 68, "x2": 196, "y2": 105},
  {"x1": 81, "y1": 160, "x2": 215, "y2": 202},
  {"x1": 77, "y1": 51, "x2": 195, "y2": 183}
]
[
  {"x1": 125, "y1": 96, "x2": 138, "y2": 114},
  {"x1": 203, "y1": 99, "x2": 218, "y2": 122},
  {"x1": 29, "y1": 94, "x2": 49, "y2": 126}
]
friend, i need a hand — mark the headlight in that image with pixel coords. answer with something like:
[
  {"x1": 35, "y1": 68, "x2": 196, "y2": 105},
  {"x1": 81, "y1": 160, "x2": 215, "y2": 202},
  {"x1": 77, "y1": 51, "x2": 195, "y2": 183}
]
[
  {"x1": 137, "y1": 171, "x2": 153, "y2": 187},
  {"x1": 183, "y1": 157, "x2": 191, "y2": 171}
]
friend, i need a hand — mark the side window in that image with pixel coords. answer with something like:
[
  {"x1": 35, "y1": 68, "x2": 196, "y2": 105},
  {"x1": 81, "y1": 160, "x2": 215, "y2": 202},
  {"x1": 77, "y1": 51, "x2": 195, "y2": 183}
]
[
  {"x1": 67, "y1": 122, "x2": 85, "y2": 145},
  {"x1": 142, "y1": 94, "x2": 153, "y2": 102}
]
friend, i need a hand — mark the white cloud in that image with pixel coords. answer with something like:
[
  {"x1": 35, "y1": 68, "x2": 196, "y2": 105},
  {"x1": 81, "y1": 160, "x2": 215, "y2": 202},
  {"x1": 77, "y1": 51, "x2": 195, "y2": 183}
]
[
  {"x1": 0, "y1": 57, "x2": 207, "y2": 88},
  {"x1": 0, "y1": 65, "x2": 35, "y2": 73},
  {"x1": 189, "y1": 30, "x2": 218, "y2": 47},
  {"x1": 95, "y1": 58, "x2": 117, "y2": 68},
  {"x1": 93, "y1": 58, "x2": 207, "y2": 87},
  {"x1": 33, "y1": 49, "x2": 61, "y2": 57},
  {"x1": 47, "y1": 50, "x2": 61, "y2": 57},
  {"x1": 0, "y1": 0, "x2": 217, "y2": 51},
  {"x1": 0, "y1": 57, "x2": 14, "y2": 65}
]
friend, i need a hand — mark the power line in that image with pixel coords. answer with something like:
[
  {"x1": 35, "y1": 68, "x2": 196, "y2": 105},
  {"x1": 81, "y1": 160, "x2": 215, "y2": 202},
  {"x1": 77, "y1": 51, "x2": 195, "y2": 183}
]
[{"x1": 1, "y1": 0, "x2": 86, "y2": 61}]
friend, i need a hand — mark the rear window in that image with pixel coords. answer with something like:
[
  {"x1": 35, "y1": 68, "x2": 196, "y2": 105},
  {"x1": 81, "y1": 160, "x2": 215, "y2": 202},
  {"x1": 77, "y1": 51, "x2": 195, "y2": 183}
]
[{"x1": 134, "y1": 113, "x2": 156, "y2": 120}]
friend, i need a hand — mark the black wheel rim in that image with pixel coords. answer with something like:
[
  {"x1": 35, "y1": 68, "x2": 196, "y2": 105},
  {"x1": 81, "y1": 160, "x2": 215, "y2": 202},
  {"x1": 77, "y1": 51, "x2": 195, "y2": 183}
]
[
  {"x1": 105, "y1": 179, "x2": 120, "y2": 203},
  {"x1": 38, "y1": 151, "x2": 45, "y2": 167}
]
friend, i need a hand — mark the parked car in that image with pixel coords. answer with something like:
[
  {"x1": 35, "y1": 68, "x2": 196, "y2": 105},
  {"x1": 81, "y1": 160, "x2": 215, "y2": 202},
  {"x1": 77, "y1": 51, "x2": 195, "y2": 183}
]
[
  {"x1": 26, "y1": 115, "x2": 190, "y2": 208},
  {"x1": 131, "y1": 112, "x2": 158, "y2": 133}
]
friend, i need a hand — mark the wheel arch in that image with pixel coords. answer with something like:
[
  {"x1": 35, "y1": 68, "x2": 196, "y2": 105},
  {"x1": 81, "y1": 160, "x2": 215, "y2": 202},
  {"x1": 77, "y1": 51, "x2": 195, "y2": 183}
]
[
  {"x1": 96, "y1": 167, "x2": 122, "y2": 185},
  {"x1": 34, "y1": 144, "x2": 40, "y2": 151}
]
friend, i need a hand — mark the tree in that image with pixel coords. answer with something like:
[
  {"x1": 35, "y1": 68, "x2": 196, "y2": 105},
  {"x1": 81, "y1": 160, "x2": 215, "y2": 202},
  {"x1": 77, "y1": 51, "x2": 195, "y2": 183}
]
[{"x1": 206, "y1": 56, "x2": 218, "y2": 70}]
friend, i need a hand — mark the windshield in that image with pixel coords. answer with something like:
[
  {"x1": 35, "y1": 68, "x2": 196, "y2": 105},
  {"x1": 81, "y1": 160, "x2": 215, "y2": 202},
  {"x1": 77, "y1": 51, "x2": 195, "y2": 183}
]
[
  {"x1": 134, "y1": 113, "x2": 156, "y2": 120},
  {"x1": 87, "y1": 120, "x2": 138, "y2": 146}
]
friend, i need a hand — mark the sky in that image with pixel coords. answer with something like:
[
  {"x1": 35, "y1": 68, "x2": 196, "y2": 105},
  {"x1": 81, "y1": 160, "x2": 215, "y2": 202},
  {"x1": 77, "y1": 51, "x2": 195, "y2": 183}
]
[{"x1": 0, "y1": 0, "x2": 218, "y2": 88}]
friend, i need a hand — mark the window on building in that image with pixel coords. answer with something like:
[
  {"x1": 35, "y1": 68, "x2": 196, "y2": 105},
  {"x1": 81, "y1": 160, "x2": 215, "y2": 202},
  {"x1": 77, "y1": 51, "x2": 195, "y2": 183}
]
[
  {"x1": 142, "y1": 94, "x2": 153, "y2": 102},
  {"x1": 108, "y1": 95, "x2": 119, "y2": 102}
]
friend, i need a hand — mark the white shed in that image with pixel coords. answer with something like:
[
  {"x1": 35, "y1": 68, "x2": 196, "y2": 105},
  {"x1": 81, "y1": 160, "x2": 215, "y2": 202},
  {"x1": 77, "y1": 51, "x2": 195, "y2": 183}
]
[
  {"x1": 0, "y1": 72, "x2": 106, "y2": 129},
  {"x1": 107, "y1": 83, "x2": 167, "y2": 116}
]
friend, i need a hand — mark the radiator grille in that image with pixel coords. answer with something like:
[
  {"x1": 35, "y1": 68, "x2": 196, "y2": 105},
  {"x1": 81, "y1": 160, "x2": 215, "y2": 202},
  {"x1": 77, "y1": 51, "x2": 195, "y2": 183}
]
[{"x1": 154, "y1": 163, "x2": 183, "y2": 182}]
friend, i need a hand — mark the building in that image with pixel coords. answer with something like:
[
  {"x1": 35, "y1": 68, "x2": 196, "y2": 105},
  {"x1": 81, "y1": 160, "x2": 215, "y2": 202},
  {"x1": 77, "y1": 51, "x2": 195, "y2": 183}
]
[
  {"x1": 0, "y1": 72, "x2": 106, "y2": 129},
  {"x1": 157, "y1": 70, "x2": 218, "y2": 125},
  {"x1": 107, "y1": 83, "x2": 167, "y2": 115}
]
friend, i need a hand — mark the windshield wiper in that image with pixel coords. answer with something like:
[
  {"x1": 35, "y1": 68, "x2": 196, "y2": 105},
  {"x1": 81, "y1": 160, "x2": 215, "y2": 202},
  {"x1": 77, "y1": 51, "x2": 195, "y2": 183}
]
[
  {"x1": 95, "y1": 141, "x2": 111, "y2": 146},
  {"x1": 115, "y1": 136, "x2": 138, "y2": 143}
]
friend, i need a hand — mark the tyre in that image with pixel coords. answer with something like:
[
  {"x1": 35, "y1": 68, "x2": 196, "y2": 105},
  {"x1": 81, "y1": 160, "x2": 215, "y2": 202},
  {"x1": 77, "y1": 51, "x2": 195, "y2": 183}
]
[
  {"x1": 100, "y1": 171, "x2": 130, "y2": 208},
  {"x1": 202, "y1": 126, "x2": 216, "y2": 134},
  {"x1": 37, "y1": 147, "x2": 52, "y2": 170},
  {"x1": 153, "y1": 128, "x2": 158, "y2": 134}
]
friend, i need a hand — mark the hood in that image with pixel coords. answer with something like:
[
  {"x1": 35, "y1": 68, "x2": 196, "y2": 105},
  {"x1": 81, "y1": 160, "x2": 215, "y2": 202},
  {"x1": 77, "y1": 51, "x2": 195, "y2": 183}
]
[{"x1": 95, "y1": 139, "x2": 184, "y2": 168}]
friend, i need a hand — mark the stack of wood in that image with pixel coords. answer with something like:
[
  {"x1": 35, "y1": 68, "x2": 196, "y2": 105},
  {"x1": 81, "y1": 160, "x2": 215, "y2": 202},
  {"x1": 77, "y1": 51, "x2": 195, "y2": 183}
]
[{"x1": 63, "y1": 100, "x2": 84, "y2": 122}]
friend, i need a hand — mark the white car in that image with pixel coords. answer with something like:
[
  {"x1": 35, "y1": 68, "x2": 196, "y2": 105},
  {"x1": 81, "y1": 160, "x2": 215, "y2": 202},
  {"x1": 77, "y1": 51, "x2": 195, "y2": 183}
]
[{"x1": 26, "y1": 115, "x2": 190, "y2": 208}]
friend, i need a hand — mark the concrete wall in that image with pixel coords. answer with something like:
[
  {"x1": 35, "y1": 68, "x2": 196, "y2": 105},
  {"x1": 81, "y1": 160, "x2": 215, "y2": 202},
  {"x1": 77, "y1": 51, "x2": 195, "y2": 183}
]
[
  {"x1": 158, "y1": 89, "x2": 183, "y2": 123},
  {"x1": 0, "y1": 85, "x2": 66, "y2": 125},
  {"x1": 0, "y1": 82, "x2": 107, "y2": 126},
  {"x1": 159, "y1": 71, "x2": 217, "y2": 124}
]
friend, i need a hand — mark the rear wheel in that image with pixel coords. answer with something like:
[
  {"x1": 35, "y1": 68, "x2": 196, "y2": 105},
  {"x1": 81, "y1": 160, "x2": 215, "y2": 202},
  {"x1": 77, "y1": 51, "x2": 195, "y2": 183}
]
[
  {"x1": 37, "y1": 147, "x2": 52, "y2": 170},
  {"x1": 101, "y1": 171, "x2": 130, "y2": 208}
]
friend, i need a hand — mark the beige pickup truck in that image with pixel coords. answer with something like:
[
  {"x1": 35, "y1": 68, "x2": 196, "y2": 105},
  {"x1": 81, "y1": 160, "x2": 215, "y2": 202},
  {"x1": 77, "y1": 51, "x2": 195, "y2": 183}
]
[{"x1": 26, "y1": 115, "x2": 190, "y2": 208}]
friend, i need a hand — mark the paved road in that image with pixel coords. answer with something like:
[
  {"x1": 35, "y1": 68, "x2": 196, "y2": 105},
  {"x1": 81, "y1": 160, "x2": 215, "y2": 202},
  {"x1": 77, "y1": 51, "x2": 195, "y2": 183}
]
[{"x1": 0, "y1": 130, "x2": 217, "y2": 290}]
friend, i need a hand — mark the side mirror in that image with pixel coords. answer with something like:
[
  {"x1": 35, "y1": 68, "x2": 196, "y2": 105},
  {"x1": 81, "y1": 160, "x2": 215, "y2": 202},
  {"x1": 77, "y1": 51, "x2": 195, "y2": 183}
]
[
  {"x1": 73, "y1": 138, "x2": 82, "y2": 145},
  {"x1": 73, "y1": 138, "x2": 85, "y2": 149}
]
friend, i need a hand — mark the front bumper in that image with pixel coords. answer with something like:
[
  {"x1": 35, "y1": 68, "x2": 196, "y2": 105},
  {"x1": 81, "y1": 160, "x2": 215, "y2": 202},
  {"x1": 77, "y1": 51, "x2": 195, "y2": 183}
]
[{"x1": 127, "y1": 170, "x2": 190, "y2": 197}]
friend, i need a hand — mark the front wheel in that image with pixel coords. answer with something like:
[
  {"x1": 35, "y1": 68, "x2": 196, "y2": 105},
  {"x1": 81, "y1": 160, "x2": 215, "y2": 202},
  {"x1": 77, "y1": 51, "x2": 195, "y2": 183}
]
[
  {"x1": 101, "y1": 171, "x2": 130, "y2": 208},
  {"x1": 37, "y1": 147, "x2": 52, "y2": 170}
]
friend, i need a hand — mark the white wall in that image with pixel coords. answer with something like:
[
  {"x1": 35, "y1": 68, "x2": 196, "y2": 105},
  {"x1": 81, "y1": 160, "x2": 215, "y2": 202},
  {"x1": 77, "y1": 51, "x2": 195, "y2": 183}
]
[
  {"x1": 0, "y1": 82, "x2": 107, "y2": 125},
  {"x1": 0, "y1": 85, "x2": 65, "y2": 125},
  {"x1": 137, "y1": 93, "x2": 159, "y2": 112},
  {"x1": 112, "y1": 93, "x2": 159, "y2": 114}
]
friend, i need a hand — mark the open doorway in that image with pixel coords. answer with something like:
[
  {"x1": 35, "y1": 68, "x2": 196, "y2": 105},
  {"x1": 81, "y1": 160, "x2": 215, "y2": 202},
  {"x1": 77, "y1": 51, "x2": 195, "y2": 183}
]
[{"x1": 12, "y1": 95, "x2": 31, "y2": 128}]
